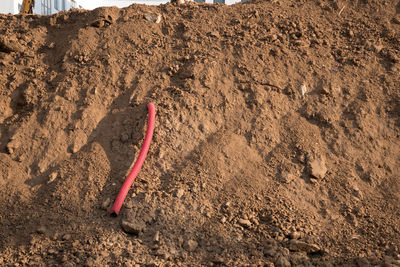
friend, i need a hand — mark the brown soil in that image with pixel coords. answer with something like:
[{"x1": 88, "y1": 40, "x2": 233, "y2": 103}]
[{"x1": 1, "y1": 0, "x2": 400, "y2": 266}]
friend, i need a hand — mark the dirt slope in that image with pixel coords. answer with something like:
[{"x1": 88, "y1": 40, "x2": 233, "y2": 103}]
[{"x1": 0, "y1": 0, "x2": 400, "y2": 265}]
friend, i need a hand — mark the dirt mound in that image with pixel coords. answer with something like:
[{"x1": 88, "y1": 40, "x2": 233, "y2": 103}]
[{"x1": 0, "y1": 0, "x2": 400, "y2": 265}]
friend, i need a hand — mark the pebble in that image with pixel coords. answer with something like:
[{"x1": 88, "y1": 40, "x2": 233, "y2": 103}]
[
  {"x1": 309, "y1": 157, "x2": 327, "y2": 179},
  {"x1": 47, "y1": 172, "x2": 58, "y2": 184},
  {"x1": 274, "y1": 254, "x2": 291, "y2": 267},
  {"x1": 101, "y1": 198, "x2": 111, "y2": 210},
  {"x1": 36, "y1": 225, "x2": 47, "y2": 234},
  {"x1": 355, "y1": 258, "x2": 370, "y2": 266},
  {"x1": 220, "y1": 216, "x2": 227, "y2": 223},
  {"x1": 280, "y1": 171, "x2": 295, "y2": 183},
  {"x1": 183, "y1": 239, "x2": 198, "y2": 252},
  {"x1": 289, "y1": 239, "x2": 320, "y2": 253},
  {"x1": 62, "y1": 233, "x2": 71, "y2": 240},
  {"x1": 173, "y1": 188, "x2": 185, "y2": 198},
  {"x1": 144, "y1": 12, "x2": 162, "y2": 23},
  {"x1": 124, "y1": 200, "x2": 134, "y2": 209},
  {"x1": 393, "y1": 14, "x2": 400, "y2": 24},
  {"x1": 264, "y1": 246, "x2": 277, "y2": 257},
  {"x1": 48, "y1": 248, "x2": 57, "y2": 254},
  {"x1": 298, "y1": 84, "x2": 307, "y2": 96},
  {"x1": 238, "y1": 218, "x2": 252, "y2": 228},
  {"x1": 121, "y1": 219, "x2": 146, "y2": 235},
  {"x1": 289, "y1": 231, "x2": 301, "y2": 240},
  {"x1": 153, "y1": 231, "x2": 160, "y2": 243}
]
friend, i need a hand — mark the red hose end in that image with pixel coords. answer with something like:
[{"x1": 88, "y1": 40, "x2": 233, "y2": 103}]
[{"x1": 109, "y1": 102, "x2": 155, "y2": 217}]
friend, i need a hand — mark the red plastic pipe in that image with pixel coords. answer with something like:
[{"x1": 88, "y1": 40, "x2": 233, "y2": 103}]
[{"x1": 110, "y1": 103, "x2": 156, "y2": 216}]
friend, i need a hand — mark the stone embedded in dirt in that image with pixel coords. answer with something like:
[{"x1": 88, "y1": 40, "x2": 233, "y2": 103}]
[
  {"x1": 144, "y1": 12, "x2": 162, "y2": 24},
  {"x1": 124, "y1": 200, "x2": 134, "y2": 209},
  {"x1": 153, "y1": 231, "x2": 160, "y2": 243},
  {"x1": 101, "y1": 197, "x2": 111, "y2": 210},
  {"x1": 280, "y1": 171, "x2": 295, "y2": 183},
  {"x1": 62, "y1": 234, "x2": 71, "y2": 241},
  {"x1": 220, "y1": 216, "x2": 227, "y2": 223},
  {"x1": 289, "y1": 231, "x2": 301, "y2": 240},
  {"x1": 173, "y1": 188, "x2": 185, "y2": 198},
  {"x1": 298, "y1": 84, "x2": 307, "y2": 96},
  {"x1": 289, "y1": 239, "x2": 320, "y2": 253},
  {"x1": 48, "y1": 248, "x2": 57, "y2": 255},
  {"x1": 393, "y1": 14, "x2": 400, "y2": 24},
  {"x1": 251, "y1": 217, "x2": 259, "y2": 226},
  {"x1": 309, "y1": 157, "x2": 327, "y2": 179},
  {"x1": 183, "y1": 239, "x2": 198, "y2": 252},
  {"x1": 47, "y1": 172, "x2": 58, "y2": 184},
  {"x1": 238, "y1": 219, "x2": 252, "y2": 228},
  {"x1": 121, "y1": 219, "x2": 146, "y2": 235},
  {"x1": 36, "y1": 225, "x2": 47, "y2": 234},
  {"x1": 274, "y1": 254, "x2": 291, "y2": 267},
  {"x1": 264, "y1": 246, "x2": 277, "y2": 257}
]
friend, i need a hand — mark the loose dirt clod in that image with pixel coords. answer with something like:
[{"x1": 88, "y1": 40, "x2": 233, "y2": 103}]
[
  {"x1": 309, "y1": 157, "x2": 328, "y2": 179},
  {"x1": 184, "y1": 240, "x2": 198, "y2": 252},
  {"x1": 121, "y1": 219, "x2": 146, "y2": 235}
]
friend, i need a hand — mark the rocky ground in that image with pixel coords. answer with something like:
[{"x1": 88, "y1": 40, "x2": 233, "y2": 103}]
[{"x1": 0, "y1": 0, "x2": 400, "y2": 266}]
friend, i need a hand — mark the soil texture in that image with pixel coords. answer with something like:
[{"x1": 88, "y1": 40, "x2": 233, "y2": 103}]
[{"x1": 0, "y1": 0, "x2": 400, "y2": 266}]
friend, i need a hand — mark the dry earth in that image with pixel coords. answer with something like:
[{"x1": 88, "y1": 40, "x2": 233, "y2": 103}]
[{"x1": 0, "y1": 0, "x2": 400, "y2": 266}]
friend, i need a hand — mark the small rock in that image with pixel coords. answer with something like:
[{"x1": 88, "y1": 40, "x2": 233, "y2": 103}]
[
  {"x1": 121, "y1": 219, "x2": 146, "y2": 235},
  {"x1": 211, "y1": 255, "x2": 224, "y2": 264},
  {"x1": 153, "y1": 231, "x2": 160, "y2": 243},
  {"x1": 101, "y1": 197, "x2": 111, "y2": 210},
  {"x1": 356, "y1": 257, "x2": 370, "y2": 267},
  {"x1": 250, "y1": 217, "x2": 259, "y2": 226},
  {"x1": 274, "y1": 254, "x2": 291, "y2": 267},
  {"x1": 352, "y1": 185, "x2": 364, "y2": 199},
  {"x1": 173, "y1": 188, "x2": 185, "y2": 198},
  {"x1": 220, "y1": 216, "x2": 227, "y2": 223},
  {"x1": 62, "y1": 233, "x2": 71, "y2": 240},
  {"x1": 265, "y1": 238, "x2": 277, "y2": 247},
  {"x1": 280, "y1": 171, "x2": 295, "y2": 183},
  {"x1": 393, "y1": 14, "x2": 400, "y2": 24},
  {"x1": 209, "y1": 31, "x2": 220, "y2": 38},
  {"x1": 289, "y1": 239, "x2": 320, "y2": 253},
  {"x1": 298, "y1": 84, "x2": 307, "y2": 96},
  {"x1": 184, "y1": 239, "x2": 198, "y2": 252},
  {"x1": 289, "y1": 231, "x2": 301, "y2": 240},
  {"x1": 384, "y1": 255, "x2": 395, "y2": 264},
  {"x1": 309, "y1": 157, "x2": 327, "y2": 179},
  {"x1": 155, "y1": 248, "x2": 169, "y2": 259},
  {"x1": 372, "y1": 43, "x2": 384, "y2": 53},
  {"x1": 124, "y1": 200, "x2": 134, "y2": 209},
  {"x1": 48, "y1": 248, "x2": 57, "y2": 255},
  {"x1": 264, "y1": 246, "x2": 277, "y2": 257},
  {"x1": 47, "y1": 172, "x2": 58, "y2": 184},
  {"x1": 144, "y1": 12, "x2": 162, "y2": 23},
  {"x1": 36, "y1": 225, "x2": 47, "y2": 234},
  {"x1": 238, "y1": 218, "x2": 252, "y2": 228}
]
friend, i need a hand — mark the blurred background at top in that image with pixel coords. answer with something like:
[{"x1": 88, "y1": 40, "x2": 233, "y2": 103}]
[{"x1": 1, "y1": 0, "x2": 245, "y2": 15}]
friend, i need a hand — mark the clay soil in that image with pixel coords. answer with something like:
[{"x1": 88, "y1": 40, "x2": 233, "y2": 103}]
[{"x1": 0, "y1": 0, "x2": 400, "y2": 266}]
